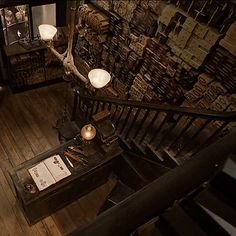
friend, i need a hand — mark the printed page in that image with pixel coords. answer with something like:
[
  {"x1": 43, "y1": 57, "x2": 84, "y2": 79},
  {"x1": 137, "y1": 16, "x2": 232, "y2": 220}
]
[
  {"x1": 28, "y1": 162, "x2": 56, "y2": 191},
  {"x1": 43, "y1": 154, "x2": 71, "y2": 182}
]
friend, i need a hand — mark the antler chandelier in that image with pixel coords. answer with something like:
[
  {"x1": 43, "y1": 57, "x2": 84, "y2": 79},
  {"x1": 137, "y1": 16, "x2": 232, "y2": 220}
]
[{"x1": 38, "y1": 0, "x2": 111, "y2": 89}]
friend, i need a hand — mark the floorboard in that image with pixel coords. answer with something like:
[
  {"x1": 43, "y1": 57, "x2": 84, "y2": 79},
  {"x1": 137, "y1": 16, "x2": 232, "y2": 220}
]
[{"x1": 0, "y1": 83, "x2": 113, "y2": 235}]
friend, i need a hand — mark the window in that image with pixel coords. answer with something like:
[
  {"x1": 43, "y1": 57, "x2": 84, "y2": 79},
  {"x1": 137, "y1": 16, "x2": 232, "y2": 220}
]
[
  {"x1": 0, "y1": 2, "x2": 67, "y2": 46},
  {"x1": 0, "y1": 5, "x2": 30, "y2": 45},
  {"x1": 31, "y1": 4, "x2": 56, "y2": 38}
]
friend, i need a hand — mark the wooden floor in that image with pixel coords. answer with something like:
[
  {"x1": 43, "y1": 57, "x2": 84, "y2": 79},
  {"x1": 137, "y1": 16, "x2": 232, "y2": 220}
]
[{"x1": 0, "y1": 83, "x2": 114, "y2": 236}]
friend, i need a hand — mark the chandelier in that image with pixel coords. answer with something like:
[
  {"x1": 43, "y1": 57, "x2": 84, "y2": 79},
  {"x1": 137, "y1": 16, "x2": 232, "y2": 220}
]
[{"x1": 38, "y1": 0, "x2": 111, "y2": 89}]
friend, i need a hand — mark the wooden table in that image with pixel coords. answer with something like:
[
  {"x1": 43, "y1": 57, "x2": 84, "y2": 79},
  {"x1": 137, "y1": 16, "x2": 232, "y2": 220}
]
[{"x1": 10, "y1": 139, "x2": 123, "y2": 225}]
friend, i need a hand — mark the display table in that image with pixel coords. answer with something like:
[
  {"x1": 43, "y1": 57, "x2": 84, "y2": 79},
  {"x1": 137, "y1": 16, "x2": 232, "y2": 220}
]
[{"x1": 10, "y1": 139, "x2": 123, "y2": 224}]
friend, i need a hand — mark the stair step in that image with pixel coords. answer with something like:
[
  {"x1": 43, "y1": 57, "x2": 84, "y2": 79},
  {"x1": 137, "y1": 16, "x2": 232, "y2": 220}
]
[
  {"x1": 131, "y1": 139, "x2": 146, "y2": 155},
  {"x1": 158, "y1": 204, "x2": 207, "y2": 236},
  {"x1": 181, "y1": 200, "x2": 230, "y2": 236},
  {"x1": 136, "y1": 218, "x2": 164, "y2": 236},
  {"x1": 130, "y1": 153, "x2": 171, "y2": 176},
  {"x1": 98, "y1": 180, "x2": 135, "y2": 214},
  {"x1": 211, "y1": 172, "x2": 236, "y2": 209},
  {"x1": 146, "y1": 144, "x2": 179, "y2": 168},
  {"x1": 221, "y1": 153, "x2": 236, "y2": 179},
  {"x1": 124, "y1": 153, "x2": 166, "y2": 182},
  {"x1": 194, "y1": 188, "x2": 236, "y2": 227},
  {"x1": 211, "y1": 154, "x2": 236, "y2": 207},
  {"x1": 199, "y1": 205, "x2": 236, "y2": 236},
  {"x1": 98, "y1": 200, "x2": 116, "y2": 214},
  {"x1": 114, "y1": 155, "x2": 147, "y2": 190},
  {"x1": 118, "y1": 134, "x2": 132, "y2": 150},
  {"x1": 123, "y1": 154, "x2": 149, "y2": 184},
  {"x1": 107, "y1": 180, "x2": 135, "y2": 205}
]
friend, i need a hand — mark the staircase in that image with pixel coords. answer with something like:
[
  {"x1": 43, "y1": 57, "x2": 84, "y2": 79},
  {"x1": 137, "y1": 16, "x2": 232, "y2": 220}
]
[
  {"x1": 72, "y1": 91, "x2": 236, "y2": 167},
  {"x1": 136, "y1": 154, "x2": 236, "y2": 236},
  {"x1": 68, "y1": 90, "x2": 236, "y2": 236}
]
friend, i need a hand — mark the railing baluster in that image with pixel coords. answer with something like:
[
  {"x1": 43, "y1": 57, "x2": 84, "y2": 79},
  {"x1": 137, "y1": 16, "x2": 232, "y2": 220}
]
[
  {"x1": 81, "y1": 99, "x2": 85, "y2": 112},
  {"x1": 115, "y1": 105, "x2": 126, "y2": 128},
  {"x1": 111, "y1": 104, "x2": 119, "y2": 121},
  {"x1": 133, "y1": 109, "x2": 150, "y2": 139},
  {"x1": 167, "y1": 117, "x2": 196, "y2": 150},
  {"x1": 149, "y1": 113, "x2": 169, "y2": 145},
  {"x1": 97, "y1": 102, "x2": 102, "y2": 112},
  {"x1": 85, "y1": 101, "x2": 90, "y2": 122},
  {"x1": 124, "y1": 108, "x2": 141, "y2": 139},
  {"x1": 139, "y1": 111, "x2": 159, "y2": 144},
  {"x1": 77, "y1": 96, "x2": 82, "y2": 118},
  {"x1": 88, "y1": 100, "x2": 95, "y2": 121},
  {"x1": 154, "y1": 115, "x2": 182, "y2": 147},
  {"x1": 102, "y1": 101, "x2": 106, "y2": 111},
  {"x1": 78, "y1": 97, "x2": 82, "y2": 112},
  {"x1": 191, "y1": 121, "x2": 229, "y2": 157},
  {"x1": 93, "y1": 100, "x2": 99, "y2": 115},
  {"x1": 107, "y1": 102, "x2": 112, "y2": 112},
  {"x1": 175, "y1": 119, "x2": 211, "y2": 157},
  {"x1": 119, "y1": 107, "x2": 133, "y2": 135},
  {"x1": 71, "y1": 90, "x2": 79, "y2": 120}
]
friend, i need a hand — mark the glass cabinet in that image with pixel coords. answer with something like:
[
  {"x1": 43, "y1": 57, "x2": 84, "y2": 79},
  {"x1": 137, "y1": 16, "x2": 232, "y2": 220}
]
[{"x1": 0, "y1": 5, "x2": 30, "y2": 45}]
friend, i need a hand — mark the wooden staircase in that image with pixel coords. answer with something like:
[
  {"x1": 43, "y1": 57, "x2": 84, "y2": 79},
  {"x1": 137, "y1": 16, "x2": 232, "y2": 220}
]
[
  {"x1": 99, "y1": 154, "x2": 236, "y2": 236},
  {"x1": 68, "y1": 90, "x2": 236, "y2": 236}
]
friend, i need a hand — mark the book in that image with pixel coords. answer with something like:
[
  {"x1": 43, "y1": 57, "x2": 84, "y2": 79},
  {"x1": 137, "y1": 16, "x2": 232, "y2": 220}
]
[{"x1": 28, "y1": 154, "x2": 71, "y2": 191}]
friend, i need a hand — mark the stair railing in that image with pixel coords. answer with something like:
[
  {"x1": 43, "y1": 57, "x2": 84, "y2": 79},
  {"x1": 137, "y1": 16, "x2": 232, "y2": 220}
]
[{"x1": 71, "y1": 90, "x2": 236, "y2": 166}]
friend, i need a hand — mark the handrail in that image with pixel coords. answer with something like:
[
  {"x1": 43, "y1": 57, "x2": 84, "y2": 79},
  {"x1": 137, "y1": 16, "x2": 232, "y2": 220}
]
[
  {"x1": 73, "y1": 90, "x2": 236, "y2": 164},
  {"x1": 77, "y1": 92, "x2": 236, "y2": 122}
]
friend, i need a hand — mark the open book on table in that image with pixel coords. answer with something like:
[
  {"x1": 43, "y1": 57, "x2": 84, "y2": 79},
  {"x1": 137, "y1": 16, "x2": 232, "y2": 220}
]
[{"x1": 28, "y1": 154, "x2": 71, "y2": 191}]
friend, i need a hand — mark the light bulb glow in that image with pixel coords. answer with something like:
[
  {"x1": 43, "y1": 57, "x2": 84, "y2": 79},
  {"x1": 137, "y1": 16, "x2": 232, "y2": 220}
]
[
  {"x1": 88, "y1": 69, "x2": 111, "y2": 89},
  {"x1": 38, "y1": 24, "x2": 57, "y2": 41},
  {"x1": 80, "y1": 124, "x2": 96, "y2": 141}
]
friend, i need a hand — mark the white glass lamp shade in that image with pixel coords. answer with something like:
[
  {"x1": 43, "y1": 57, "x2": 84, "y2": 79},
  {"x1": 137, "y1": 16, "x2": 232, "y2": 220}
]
[
  {"x1": 80, "y1": 124, "x2": 96, "y2": 141},
  {"x1": 88, "y1": 69, "x2": 111, "y2": 89},
  {"x1": 38, "y1": 24, "x2": 57, "y2": 41}
]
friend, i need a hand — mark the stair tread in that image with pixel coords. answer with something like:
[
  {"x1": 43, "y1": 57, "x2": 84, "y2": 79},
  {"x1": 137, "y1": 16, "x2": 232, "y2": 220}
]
[
  {"x1": 161, "y1": 204, "x2": 208, "y2": 236},
  {"x1": 211, "y1": 172, "x2": 236, "y2": 208},
  {"x1": 146, "y1": 144, "x2": 179, "y2": 168},
  {"x1": 123, "y1": 154, "x2": 149, "y2": 184},
  {"x1": 194, "y1": 188, "x2": 236, "y2": 227},
  {"x1": 124, "y1": 154, "x2": 165, "y2": 182},
  {"x1": 115, "y1": 155, "x2": 147, "y2": 190},
  {"x1": 107, "y1": 181, "x2": 135, "y2": 204},
  {"x1": 131, "y1": 139, "x2": 146, "y2": 155},
  {"x1": 182, "y1": 200, "x2": 230, "y2": 236}
]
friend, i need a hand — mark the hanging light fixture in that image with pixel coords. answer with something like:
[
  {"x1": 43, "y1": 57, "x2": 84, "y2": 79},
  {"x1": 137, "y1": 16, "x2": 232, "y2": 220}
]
[
  {"x1": 38, "y1": 0, "x2": 111, "y2": 89},
  {"x1": 88, "y1": 69, "x2": 111, "y2": 89},
  {"x1": 38, "y1": 24, "x2": 57, "y2": 41}
]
